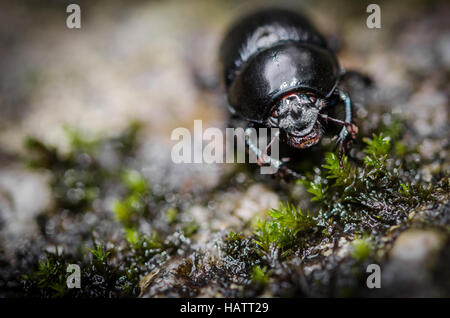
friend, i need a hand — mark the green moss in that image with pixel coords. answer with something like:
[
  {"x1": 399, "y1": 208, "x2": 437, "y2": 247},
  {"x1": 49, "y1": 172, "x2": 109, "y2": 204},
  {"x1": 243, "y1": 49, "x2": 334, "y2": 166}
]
[
  {"x1": 22, "y1": 243, "x2": 140, "y2": 298},
  {"x1": 226, "y1": 231, "x2": 244, "y2": 242},
  {"x1": 322, "y1": 152, "x2": 352, "y2": 185},
  {"x1": 123, "y1": 229, "x2": 164, "y2": 272},
  {"x1": 350, "y1": 238, "x2": 373, "y2": 262},
  {"x1": 20, "y1": 124, "x2": 159, "y2": 297},
  {"x1": 233, "y1": 122, "x2": 447, "y2": 297},
  {"x1": 18, "y1": 116, "x2": 448, "y2": 298},
  {"x1": 25, "y1": 135, "x2": 103, "y2": 212},
  {"x1": 221, "y1": 231, "x2": 261, "y2": 276},
  {"x1": 112, "y1": 193, "x2": 148, "y2": 228},
  {"x1": 63, "y1": 126, "x2": 99, "y2": 154},
  {"x1": 301, "y1": 180, "x2": 327, "y2": 202},
  {"x1": 21, "y1": 250, "x2": 71, "y2": 298},
  {"x1": 25, "y1": 123, "x2": 143, "y2": 214},
  {"x1": 182, "y1": 222, "x2": 199, "y2": 237},
  {"x1": 124, "y1": 228, "x2": 140, "y2": 245},
  {"x1": 122, "y1": 169, "x2": 149, "y2": 194},
  {"x1": 296, "y1": 132, "x2": 438, "y2": 234},
  {"x1": 399, "y1": 183, "x2": 411, "y2": 197},
  {"x1": 165, "y1": 207, "x2": 178, "y2": 225},
  {"x1": 253, "y1": 202, "x2": 316, "y2": 258},
  {"x1": 111, "y1": 169, "x2": 152, "y2": 228},
  {"x1": 363, "y1": 133, "x2": 390, "y2": 174},
  {"x1": 126, "y1": 230, "x2": 162, "y2": 251},
  {"x1": 89, "y1": 243, "x2": 112, "y2": 264},
  {"x1": 251, "y1": 265, "x2": 269, "y2": 288}
]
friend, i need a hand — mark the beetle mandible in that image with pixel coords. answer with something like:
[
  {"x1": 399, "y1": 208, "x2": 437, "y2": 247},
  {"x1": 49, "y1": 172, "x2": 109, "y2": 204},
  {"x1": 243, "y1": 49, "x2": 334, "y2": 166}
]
[{"x1": 219, "y1": 8, "x2": 362, "y2": 177}]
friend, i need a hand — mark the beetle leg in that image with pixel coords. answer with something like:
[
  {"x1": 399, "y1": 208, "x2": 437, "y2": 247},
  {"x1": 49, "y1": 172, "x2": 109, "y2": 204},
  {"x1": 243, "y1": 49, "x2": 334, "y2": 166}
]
[
  {"x1": 244, "y1": 124, "x2": 304, "y2": 180},
  {"x1": 320, "y1": 114, "x2": 358, "y2": 136},
  {"x1": 259, "y1": 130, "x2": 280, "y2": 165},
  {"x1": 334, "y1": 89, "x2": 356, "y2": 155},
  {"x1": 244, "y1": 124, "x2": 282, "y2": 170}
]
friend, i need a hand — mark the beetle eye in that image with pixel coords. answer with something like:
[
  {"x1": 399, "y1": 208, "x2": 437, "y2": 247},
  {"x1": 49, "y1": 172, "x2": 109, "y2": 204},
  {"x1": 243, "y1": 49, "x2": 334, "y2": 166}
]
[
  {"x1": 271, "y1": 109, "x2": 279, "y2": 118},
  {"x1": 308, "y1": 96, "x2": 317, "y2": 104}
]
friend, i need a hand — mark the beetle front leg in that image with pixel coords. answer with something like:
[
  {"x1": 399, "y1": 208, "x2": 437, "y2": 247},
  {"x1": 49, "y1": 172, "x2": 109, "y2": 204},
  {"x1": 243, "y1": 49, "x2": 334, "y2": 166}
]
[
  {"x1": 334, "y1": 89, "x2": 357, "y2": 158},
  {"x1": 244, "y1": 124, "x2": 304, "y2": 180},
  {"x1": 244, "y1": 124, "x2": 283, "y2": 170}
]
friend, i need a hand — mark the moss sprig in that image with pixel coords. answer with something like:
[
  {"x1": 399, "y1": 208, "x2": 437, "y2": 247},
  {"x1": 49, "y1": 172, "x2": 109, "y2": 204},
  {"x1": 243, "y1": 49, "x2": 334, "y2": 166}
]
[{"x1": 253, "y1": 202, "x2": 317, "y2": 258}]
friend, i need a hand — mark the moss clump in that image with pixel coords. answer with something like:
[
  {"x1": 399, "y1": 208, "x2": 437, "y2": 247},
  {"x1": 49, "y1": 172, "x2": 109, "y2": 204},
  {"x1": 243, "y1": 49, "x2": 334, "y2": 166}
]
[
  {"x1": 300, "y1": 133, "x2": 439, "y2": 234},
  {"x1": 21, "y1": 250, "x2": 73, "y2": 298},
  {"x1": 165, "y1": 207, "x2": 179, "y2": 225},
  {"x1": 25, "y1": 123, "x2": 142, "y2": 214},
  {"x1": 112, "y1": 169, "x2": 151, "y2": 228},
  {"x1": 22, "y1": 243, "x2": 140, "y2": 298},
  {"x1": 217, "y1": 119, "x2": 448, "y2": 297},
  {"x1": 22, "y1": 228, "x2": 187, "y2": 298},
  {"x1": 221, "y1": 232, "x2": 261, "y2": 277},
  {"x1": 123, "y1": 229, "x2": 164, "y2": 267},
  {"x1": 253, "y1": 203, "x2": 317, "y2": 259},
  {"x1": 250, "y1": 265, "x2": 269, "y2": 291},
  {"x1": 350, "y1": 237, "x2": 374, "y2": 262},
  {"x1": 362, "y1": 134, "x2": 391, "y2": 173},
  {"x1": 19, "y1": 123, "x2": 190, "y2": 297}
]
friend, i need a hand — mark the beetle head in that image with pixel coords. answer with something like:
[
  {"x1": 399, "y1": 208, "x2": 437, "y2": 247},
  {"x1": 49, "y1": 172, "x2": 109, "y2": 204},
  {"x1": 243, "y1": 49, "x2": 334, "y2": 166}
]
[{"x1": 267, "y1": 92, "x2": 325, "y2": 149}]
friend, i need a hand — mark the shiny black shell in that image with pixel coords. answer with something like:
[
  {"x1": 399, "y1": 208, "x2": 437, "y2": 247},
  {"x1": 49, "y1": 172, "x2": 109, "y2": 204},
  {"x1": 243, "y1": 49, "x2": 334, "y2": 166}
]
[{"x1": 220, "y1": 8, "x2": 340, "y2": 123}]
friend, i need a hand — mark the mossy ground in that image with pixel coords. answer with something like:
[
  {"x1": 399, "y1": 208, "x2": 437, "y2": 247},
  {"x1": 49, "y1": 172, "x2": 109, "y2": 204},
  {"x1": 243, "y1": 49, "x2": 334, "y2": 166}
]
[
  {"x1": 0, "y1": 0, "x2": 448, "y2": 298},
  {"x1": 0, "y1": 111, "x2": 446, "y2": 297}
]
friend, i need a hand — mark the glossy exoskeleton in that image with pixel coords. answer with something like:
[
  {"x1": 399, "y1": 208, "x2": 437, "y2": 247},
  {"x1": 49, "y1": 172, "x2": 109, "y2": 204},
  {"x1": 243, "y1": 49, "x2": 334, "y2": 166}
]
[{"x1": 219, "y1": 8, "x2": 361, "y2": 177}]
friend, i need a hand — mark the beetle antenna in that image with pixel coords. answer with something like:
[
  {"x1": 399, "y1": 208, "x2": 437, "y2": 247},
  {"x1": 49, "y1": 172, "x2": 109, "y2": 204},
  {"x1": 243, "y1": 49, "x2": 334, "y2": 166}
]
[
  {"x1": 265, "y1": 130, "x2": 280, "y2": 152},
  {"x1": 319, "y1": 114, "x2": 358, "y2": 135},
  {"x1": 256, "y1": 130, "x2": 280, "y2": 166}
]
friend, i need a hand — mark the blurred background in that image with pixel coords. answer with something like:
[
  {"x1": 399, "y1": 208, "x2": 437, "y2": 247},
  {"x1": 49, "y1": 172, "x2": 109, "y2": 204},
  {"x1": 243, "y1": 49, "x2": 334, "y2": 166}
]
[{"x1": 0, "y1": 0, "x2": 448, "y2": 297}]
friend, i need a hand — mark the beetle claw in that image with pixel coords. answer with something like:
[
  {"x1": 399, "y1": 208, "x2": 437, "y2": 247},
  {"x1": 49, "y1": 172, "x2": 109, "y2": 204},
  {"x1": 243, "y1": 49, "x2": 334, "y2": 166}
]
[
  {"x1": 257, "y1": 154, "x2": 270, "y2": 166},
  {"x1": 275, "y1": 164, "x2": 305, "y2": 181},
  {"x1": 334, "y1": 121, "x2": 356, "y2": 161},
  {"x1": 345, "y1": 122, "x2": 358, "y2": 137}
]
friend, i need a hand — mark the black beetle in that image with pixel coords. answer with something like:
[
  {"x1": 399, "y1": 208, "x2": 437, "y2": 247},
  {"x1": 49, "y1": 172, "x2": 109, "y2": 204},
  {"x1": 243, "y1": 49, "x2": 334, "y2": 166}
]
[{"x1": 219, "y1": 8, "x2": 362, "y2": 176}]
